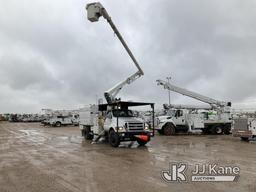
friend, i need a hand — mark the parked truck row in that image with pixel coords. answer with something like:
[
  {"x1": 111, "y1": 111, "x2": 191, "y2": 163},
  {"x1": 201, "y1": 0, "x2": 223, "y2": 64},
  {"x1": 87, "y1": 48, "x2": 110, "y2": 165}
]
[
  {"x1": 1, "y1": 2, "x2": 250, "y2": 148},
  {"x1": 3, "y1": 2, "x2": 244, "y2": 147},
  {"x1": 2, "y1": 114, "x2": 45, "y2": 122}
]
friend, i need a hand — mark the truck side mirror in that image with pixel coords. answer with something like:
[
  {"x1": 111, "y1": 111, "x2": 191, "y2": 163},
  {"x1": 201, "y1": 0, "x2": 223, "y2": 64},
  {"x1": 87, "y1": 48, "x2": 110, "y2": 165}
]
[{"x1": 175, "y1": 111, "x2": 180, "y2": 118}]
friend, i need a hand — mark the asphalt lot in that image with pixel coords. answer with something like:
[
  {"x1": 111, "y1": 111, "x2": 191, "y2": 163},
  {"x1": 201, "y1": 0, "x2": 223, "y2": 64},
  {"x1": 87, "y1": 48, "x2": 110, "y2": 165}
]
[{"x1": 0, "y1": 122, "x2": 256, "y2": 192}]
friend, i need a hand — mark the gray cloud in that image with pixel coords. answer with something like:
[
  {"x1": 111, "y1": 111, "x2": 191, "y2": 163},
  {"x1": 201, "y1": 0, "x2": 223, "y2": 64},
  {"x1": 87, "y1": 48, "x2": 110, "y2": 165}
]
[{"x1": 0, "y1": 0, "x2": 256, "y2": 113}]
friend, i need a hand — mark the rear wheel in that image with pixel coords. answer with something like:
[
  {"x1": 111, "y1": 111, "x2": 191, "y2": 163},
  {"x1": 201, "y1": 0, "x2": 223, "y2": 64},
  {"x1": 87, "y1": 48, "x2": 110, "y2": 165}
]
[
  {"x1": 163, "y1": 123, "x2": 175, "y2": 136},
  {"x1": 211, "y1": 125, "x2": 223, "y2": 135},
  {"x1": 85, "y1": 126, "x2": 93, "y2": 140},
  {"x1": 241, "y1": 137, "x2": 249, "y2": 141},
  {"x1": 109, "y1": 130, "x2": 120, "y2": 147},
  {"x1": 55, "y1": 121, "x2": 61, "y2": 127},
  {"x1": 223, "y1": 124, "x2": 231, "y2": 135}
]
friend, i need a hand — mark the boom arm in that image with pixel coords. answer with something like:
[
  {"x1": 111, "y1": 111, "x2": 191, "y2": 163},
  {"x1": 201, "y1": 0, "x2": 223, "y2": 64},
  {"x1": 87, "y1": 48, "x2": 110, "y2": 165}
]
[
  {"x1": 86, "y1": 2, "x2": 144, "y2": 103},
  {"x1": 156, "y1": 79, "x2": 231, "y2": 109},
  {"x1": 163, "y1": 104, "x2": 212, "y2": 110}
]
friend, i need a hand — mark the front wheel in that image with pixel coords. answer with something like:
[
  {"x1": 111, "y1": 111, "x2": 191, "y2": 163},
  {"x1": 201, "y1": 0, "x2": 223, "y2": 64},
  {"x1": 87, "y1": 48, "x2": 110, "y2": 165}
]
[
  {"x1": 223, "y1": 125, "x2": 231, "y2": 135},
  {"x1": 163, "y1": 123, "x2": 175, "y2": 136},
  {"x1": 109, "y1": 130, "x2": 120, "y2": 147},
  {"x1": 211, "y1": 125, "x2": 223, "y2": 135},
  {"x1": 55, "y1": 121, "x2": 61, "y2": 127},
  {"x1": 137, "y1": 140, "x2": 148, "y2": 146}
]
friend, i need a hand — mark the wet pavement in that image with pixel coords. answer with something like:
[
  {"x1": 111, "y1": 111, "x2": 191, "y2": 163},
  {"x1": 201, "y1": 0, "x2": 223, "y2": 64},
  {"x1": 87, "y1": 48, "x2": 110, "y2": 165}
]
[{"x1": 0, "y1": 122, "x2": 256, "y2": 192}]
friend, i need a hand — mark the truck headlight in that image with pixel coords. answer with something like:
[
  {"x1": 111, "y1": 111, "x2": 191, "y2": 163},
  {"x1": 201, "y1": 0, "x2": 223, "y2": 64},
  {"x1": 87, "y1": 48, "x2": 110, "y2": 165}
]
[
  {"x1": 144, "y1": 125, "x2": 149, "y2": 130},
  {"x1": 117, "y1": 127, "x2": 125, "y2": 132}
]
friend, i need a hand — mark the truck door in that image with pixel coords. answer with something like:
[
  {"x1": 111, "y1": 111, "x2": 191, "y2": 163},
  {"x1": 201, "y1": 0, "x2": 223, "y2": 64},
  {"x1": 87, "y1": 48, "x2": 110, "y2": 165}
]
[{"x1": 174, "y1": 110, "x2": 186, "y2": 126}]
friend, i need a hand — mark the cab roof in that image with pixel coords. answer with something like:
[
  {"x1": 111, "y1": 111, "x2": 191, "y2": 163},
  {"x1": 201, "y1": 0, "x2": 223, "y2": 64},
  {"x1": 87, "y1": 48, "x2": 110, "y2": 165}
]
[{"x1": 98, "y1": 101, "x2": 154, "y2": 111}]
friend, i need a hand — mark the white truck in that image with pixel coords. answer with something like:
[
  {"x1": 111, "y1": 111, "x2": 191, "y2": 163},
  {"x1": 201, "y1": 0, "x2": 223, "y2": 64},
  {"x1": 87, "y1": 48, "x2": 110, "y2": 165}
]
[
  {"x1": 156, "y1": 80, "x2": 232, "y2": 135},
  {"x1": 232, "y1": 118, "x2": 256, "y2": 141},
  {"x1": 79, "y1": 102, "x2": 155, "y2": 147},
  {"x1": 80, "y1": 3, "x2": 155, "y2": 147},
  {"x1": 49, "y1": 114, "x2": 79, "y2": 127}
]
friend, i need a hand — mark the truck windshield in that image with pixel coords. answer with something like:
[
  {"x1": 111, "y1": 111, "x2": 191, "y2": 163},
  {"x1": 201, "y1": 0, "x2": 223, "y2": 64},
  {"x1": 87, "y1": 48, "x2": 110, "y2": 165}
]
[
  {"x1": 112, "y1": 110, "x2": 134, "y2": 117},
  {"x1": 166, "y1": 110, "x2": 176, "y2": 117}
]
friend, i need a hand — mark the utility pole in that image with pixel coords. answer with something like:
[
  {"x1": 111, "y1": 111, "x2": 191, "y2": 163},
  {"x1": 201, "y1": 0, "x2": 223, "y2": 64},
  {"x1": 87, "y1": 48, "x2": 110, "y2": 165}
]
[{"x1": 166, "y1": 76, "x2": 171, "y2": 105}]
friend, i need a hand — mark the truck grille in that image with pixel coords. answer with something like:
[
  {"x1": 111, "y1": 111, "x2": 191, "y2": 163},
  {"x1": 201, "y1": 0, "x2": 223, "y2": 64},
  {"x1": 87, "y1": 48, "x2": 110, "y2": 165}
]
[
  {"x1": 234, "y1": 118, "x2": 248, "y2": 130},
  {"x1": 127, "y1": 122, "x2": 144, "y2": 131}
]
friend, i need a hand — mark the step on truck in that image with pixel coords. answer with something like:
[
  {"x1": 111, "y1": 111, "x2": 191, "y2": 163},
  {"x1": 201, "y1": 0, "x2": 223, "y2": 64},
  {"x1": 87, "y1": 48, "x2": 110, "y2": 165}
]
[{"x1": 79, "y1": 101, "x2": 155, "y2": 147}]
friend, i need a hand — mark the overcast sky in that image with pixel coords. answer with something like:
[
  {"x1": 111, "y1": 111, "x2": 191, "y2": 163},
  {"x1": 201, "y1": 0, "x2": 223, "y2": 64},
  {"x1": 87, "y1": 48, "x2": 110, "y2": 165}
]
[{"x1": 0, "y1": 0, "x2": 256, "y2": 113}]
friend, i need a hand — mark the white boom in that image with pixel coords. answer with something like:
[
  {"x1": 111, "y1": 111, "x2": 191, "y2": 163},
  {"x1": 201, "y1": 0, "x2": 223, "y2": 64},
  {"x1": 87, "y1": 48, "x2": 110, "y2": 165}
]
[
  {"x1": 86, "y1": 2, "x2": 144, "y2": 104},
  {"x1": 156, "y1": 79, "x2": 231, "y2": 111},
  {"x1": 163, "y1": 104, "x2": 212, "y2": 110}
]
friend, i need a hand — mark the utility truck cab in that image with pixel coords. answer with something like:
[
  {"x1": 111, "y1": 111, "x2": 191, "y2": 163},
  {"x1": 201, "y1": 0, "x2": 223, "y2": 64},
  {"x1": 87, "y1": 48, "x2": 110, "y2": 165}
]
[
  {"x1": 157, "y1": 109, "x2": 201, "y2": 135},
  {"x1": 79, "y1": 101, "x2": 155, "y2": 147}
]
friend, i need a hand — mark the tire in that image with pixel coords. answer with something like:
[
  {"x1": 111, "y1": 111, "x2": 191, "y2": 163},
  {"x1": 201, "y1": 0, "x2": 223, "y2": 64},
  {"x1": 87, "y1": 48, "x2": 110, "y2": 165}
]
[
  {"x1": 241, "y1": 137, "x2": 249, "y2": 141},
  {"x1": 137, "y1": 140, "x2": 148, "y2": 146},
  {"x1": 163, "y1": 123, "x2": 175, "y2": 136},
  {"x1": 223, "y1": 124, "x2": 231, "y2": 135},
  {"x1": 109, "y1": 130, "x2": 120, "y2": 147},
  {"x1": 210, "y1": 125, "x2": 223, "y2": 135},
  {"x1": 85, "y1": 126, "x2": 93, "y2": 140},
  {"x1": 55, "y1": 121, "x2": 61, "y2": 127}
]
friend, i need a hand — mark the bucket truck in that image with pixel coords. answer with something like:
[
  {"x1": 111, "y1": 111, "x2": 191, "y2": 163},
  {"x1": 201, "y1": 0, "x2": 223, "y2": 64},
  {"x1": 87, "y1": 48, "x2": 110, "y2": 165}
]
[
  {"x1": 156, "y1": 80, "x2": 232, "y2": 135},
  {"x1": 79, "y1": 2, "x2": 154, "y2": 147}
]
